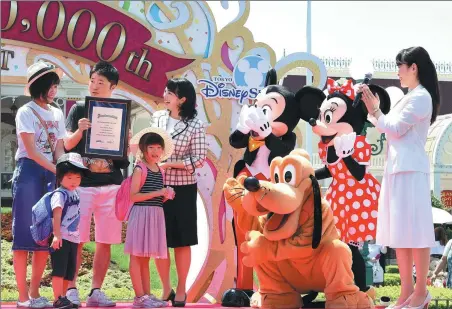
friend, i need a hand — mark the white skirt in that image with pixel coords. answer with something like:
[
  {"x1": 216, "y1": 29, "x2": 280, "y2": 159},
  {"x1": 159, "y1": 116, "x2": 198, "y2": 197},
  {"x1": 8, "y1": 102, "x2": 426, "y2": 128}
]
[{"x1": 376, "y1": 171, "x2": 435, "y2": 248}]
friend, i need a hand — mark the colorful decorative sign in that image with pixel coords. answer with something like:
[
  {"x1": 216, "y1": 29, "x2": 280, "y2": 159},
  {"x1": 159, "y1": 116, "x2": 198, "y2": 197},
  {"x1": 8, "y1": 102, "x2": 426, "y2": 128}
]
[
  {"x1": 1, "y1": 1, "x2": 194, "y2": 101},
  {"x1": 1, "y1": 0, "x2": 328, "y2": 303},
  {"x1": 198, "y1": 55, "x2": 269, "y2": 105},
  {"x1": 442, "y1": 190, "x2": 452, "y2": 208}
]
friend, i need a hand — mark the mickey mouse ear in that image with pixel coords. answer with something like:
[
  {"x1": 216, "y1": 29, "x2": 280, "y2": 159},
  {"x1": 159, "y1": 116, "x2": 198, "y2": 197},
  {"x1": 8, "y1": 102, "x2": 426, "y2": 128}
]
[
  {"x1": 368, "y1": 84, "x2": 391, "y2": 114},
  {"x1": 264, "y1": 68, "x2": 277, "y2": 86}
]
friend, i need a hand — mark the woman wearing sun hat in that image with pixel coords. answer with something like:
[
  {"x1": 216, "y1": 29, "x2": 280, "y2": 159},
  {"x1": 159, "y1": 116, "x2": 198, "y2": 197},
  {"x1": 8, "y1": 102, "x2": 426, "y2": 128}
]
[{"x1": 12, "y1": 61, "x2": 66, "y2": 308}]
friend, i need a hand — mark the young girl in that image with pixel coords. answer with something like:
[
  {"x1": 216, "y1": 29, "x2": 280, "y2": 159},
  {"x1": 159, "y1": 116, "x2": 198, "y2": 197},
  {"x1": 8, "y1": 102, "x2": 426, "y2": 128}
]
[{"x1": 125, "y1": 128, "x2": 175, "y2": 308}]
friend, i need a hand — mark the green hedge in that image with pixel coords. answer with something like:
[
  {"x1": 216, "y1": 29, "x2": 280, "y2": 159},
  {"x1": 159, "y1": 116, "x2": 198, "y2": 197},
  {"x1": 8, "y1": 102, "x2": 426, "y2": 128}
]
[
  {"x1": 386, "y1": 265, "x2": 400, "y2": 274},
  {"x1": 384, "y1": 273, "x2": 401, "y2": 286}
]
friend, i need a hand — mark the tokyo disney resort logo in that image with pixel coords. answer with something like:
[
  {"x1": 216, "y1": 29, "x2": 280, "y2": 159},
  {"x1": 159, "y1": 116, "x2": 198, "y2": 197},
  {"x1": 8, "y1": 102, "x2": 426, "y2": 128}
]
[{"x1": 197, "y1": 55, "x2": 270, "y2": 105}]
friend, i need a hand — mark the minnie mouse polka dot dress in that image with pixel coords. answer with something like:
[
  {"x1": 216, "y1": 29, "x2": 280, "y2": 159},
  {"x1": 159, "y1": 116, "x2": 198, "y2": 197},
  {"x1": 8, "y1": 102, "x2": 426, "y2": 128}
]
[{"x1": 318, "y1": 135, "x2": 381, "y2": 244}]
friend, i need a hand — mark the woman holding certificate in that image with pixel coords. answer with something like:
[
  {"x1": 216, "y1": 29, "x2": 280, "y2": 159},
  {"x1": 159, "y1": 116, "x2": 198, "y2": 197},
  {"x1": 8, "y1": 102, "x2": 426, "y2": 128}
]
[
  {"x1": 151, "y1": 78, "x2": 207, "y2": 307},
  {"x1": 12, "y1": 61, "x2": 66, "y2": 308}
]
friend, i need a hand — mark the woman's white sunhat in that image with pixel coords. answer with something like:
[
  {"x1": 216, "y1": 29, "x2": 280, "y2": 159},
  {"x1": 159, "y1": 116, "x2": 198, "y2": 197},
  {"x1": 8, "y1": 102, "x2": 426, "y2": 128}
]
[{"x1": 25, "y1": 61, "x2": 64, "y2": 96}]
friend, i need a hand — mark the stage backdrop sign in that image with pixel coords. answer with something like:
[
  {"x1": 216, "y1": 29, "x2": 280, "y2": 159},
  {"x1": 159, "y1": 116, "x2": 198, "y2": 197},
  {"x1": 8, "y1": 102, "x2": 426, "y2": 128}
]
[{"x1": 1, "y1": 1, "x2": 328, "y2": 303}]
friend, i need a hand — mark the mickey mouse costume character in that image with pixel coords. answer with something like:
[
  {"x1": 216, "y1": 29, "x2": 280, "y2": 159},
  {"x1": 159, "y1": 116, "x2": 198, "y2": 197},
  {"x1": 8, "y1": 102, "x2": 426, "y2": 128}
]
[
  {"x1": 295, "y1": 77, "x2": 391, "y2": 296},
  {"x1": 223, "y1": 69, "x2": 315, "y2": 303}
]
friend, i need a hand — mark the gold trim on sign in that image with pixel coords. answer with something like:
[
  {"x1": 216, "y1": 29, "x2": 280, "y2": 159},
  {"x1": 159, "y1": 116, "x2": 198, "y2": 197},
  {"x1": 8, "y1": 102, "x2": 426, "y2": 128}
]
[
  {"x1": 2, "y1": 1, "x2": 17, "y2": 31},
  {"x1": 100, "y1": 1, "x2": 200, "y2": 61},
  {"x1": 2, "y1": 76, "x2": 28, "y2": 84},
  {"x1": 37, "y1": 1, "x2": 66, "y2": 41},
  {"x1": 67, "y1": 9, "x2": 96, "y2": 51},
  {"x1": 151, "y1": 2, "x2": 194, "y2": 55},
  {"x1": 96, "y1": 22, "x2": 126, "y2": 62}
]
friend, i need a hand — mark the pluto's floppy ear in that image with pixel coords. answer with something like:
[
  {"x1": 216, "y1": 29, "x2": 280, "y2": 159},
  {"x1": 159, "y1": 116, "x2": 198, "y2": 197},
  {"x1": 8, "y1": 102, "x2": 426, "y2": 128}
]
[
  {"x1": 264, "y1": 68, "x2": 277, "y2": 86},
  {"x1": 309, "y1": 174, "x2": 322, "y2": 249}
]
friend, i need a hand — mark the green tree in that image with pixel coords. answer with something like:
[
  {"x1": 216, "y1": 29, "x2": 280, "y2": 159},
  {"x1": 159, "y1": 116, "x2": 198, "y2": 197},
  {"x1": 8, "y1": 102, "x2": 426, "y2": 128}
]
[{"x1": 432, "y1": 191, "x2": 445, "y2": 209}]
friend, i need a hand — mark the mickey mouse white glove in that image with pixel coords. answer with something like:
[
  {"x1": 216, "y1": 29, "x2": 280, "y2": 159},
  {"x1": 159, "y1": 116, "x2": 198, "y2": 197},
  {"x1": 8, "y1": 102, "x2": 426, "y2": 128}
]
[
  {"x1": 334, "y1": 132, "x2": 356, "y2": 159},
  {"x1": 236, "y1": 104, "x2": 252, "y2": 134},
  {"x1": 245, "y1": 107, "x2": 272, "y2": 138}
]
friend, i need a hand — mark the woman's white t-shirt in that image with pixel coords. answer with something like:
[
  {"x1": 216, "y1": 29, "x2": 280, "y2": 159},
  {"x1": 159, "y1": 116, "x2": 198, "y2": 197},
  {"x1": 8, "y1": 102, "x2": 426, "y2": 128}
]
[
  {"x1": 431, "y1": 240, "x2": 446, "y2": 255},
  {"x1": 442, "y1": 239, "x2": 452, "y2": 257},
  {"x1": 167, "y1": 116, "x2": 179, "y2": 133},
  {"x1": 15, "y1": 101, "x2": 67, "y2": 161}
]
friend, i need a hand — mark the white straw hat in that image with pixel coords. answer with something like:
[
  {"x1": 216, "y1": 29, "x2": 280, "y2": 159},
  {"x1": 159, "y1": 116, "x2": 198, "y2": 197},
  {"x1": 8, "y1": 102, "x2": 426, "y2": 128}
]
[
  {"x1": 25, "y1": 61, "x2": 64, "y2": 96},
  {"x1": 130, "y1": 127, "x2": 174, "y2": 162}
]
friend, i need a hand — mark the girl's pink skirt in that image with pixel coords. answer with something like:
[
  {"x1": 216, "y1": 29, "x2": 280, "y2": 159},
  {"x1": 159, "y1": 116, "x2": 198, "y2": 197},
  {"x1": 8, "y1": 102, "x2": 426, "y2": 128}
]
[{"x1": 124, "y1": 206, "x2": 168, "y2": 258}]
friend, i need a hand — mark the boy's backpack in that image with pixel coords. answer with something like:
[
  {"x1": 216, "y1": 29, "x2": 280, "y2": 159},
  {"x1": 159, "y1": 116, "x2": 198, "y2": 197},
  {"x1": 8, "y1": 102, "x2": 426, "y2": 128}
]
[
  {"x1": 115, "y1": 162, "x2": 165, "y2": 221},
  {"x1": 30, "y1": 189, "x2": 69, "y2": 247}
]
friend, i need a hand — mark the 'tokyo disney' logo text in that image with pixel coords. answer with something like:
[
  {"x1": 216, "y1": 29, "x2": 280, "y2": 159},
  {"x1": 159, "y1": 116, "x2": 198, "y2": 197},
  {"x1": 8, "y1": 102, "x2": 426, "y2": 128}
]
[
  {"x1": 197, "y1": 76, "x2": 260, "y2": 105},
  {"x1": 197, "y1": 55, "x2": 270, "y2": 105}
]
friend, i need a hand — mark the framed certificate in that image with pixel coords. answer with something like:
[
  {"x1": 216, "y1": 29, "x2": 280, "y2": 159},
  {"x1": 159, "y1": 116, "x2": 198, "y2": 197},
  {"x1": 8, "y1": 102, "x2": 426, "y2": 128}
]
[{"x1": 82, "y1": 96, "x2": 131, "y2": 160}]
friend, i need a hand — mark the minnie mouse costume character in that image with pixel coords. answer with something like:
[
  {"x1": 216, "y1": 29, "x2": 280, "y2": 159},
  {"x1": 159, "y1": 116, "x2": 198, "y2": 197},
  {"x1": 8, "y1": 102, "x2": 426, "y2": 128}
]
[
  {"x1": 295, "y1": 78, "x2": 391, "y2": 295},
  {"x1": 225, "y1": 69, "x2": 315, "y2": 297}
]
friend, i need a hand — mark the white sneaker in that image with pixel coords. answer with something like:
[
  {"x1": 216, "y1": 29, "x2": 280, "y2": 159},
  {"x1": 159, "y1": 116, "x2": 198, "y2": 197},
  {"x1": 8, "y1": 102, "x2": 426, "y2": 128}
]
[
  {"x1": 17, "y1": 297, "x2": 52, "y2": 308},
  {"x1": 146, "y1": 295, "x2": 167, "y2": 307},
  {"x1": 132, "y1": 296, "x2": 166, "y2": 308},
  {"x1": 66, "y1": 289, "x2": 81, "y2": 307},
  {"x1": 35, "y1": 297, "x2": 53, "y2": 308},
  {"x1": 17, "y1": 300, "x2": 33, "y2": 308},
  {"x1": 133, "y1": 296, "x2": 147, "y2": 308},
  {"x1": 86, "y1": 289, "x2": 116, "y2": 307}
]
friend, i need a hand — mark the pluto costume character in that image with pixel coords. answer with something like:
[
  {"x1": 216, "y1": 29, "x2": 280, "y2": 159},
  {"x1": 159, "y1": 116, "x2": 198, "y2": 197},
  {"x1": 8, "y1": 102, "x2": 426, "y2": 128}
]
[
  {"x1": 223, "y1": 149, "x2": 374, "y2": 309},
  {"x1": 228, "y1": 69, "x2": 316, "y2": 295}
]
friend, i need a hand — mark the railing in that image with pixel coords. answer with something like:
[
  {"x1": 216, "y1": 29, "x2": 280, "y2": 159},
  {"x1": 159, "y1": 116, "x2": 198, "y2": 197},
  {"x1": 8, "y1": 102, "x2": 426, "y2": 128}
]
[
  {"x1": 430, "y1": 298, "x2": 452, "y2": 309},
  {"x1": 319, "y1": 57, "x2": 452, "y2": 75}
]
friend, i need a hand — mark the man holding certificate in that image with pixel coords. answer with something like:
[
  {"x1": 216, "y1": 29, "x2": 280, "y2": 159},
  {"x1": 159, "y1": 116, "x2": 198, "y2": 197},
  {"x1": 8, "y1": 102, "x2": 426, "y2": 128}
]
[{"x1": 63, "y1": 61, "x2": 129, "y2": 307}]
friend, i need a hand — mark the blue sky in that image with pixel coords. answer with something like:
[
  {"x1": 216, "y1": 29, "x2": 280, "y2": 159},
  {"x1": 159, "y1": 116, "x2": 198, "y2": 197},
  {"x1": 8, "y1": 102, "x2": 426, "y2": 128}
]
[{"x1": 208, "y1": 1, "x2": 452, "y2": 63}]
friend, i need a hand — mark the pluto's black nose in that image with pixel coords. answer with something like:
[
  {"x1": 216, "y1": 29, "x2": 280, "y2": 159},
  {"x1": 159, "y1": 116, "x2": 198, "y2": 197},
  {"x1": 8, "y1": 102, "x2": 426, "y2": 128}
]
[
  {"x1": 244, "y1": 177, "x2": 260, "y2": 192},
  {"x1": 309, "y1": 118, "x2": 317, "y2": 127}
]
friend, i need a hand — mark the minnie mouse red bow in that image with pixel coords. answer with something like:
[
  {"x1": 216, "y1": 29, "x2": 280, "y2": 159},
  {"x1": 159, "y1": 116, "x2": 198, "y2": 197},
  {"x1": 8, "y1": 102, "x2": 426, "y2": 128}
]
[{"x1": 326, "y1": 78, "x2": 356, "y2": 100}]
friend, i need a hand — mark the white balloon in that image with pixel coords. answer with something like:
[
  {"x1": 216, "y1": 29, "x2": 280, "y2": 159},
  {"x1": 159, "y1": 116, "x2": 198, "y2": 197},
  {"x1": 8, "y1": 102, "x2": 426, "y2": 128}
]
[{"x1": 385, "y1": 86, "x2": 404, "y2": 107}]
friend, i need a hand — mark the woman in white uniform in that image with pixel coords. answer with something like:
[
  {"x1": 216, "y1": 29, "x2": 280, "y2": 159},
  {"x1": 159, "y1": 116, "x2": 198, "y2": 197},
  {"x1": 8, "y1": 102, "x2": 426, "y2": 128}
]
[{"x1": 359, "y1": 46, "x2": 440, "y2": 309}]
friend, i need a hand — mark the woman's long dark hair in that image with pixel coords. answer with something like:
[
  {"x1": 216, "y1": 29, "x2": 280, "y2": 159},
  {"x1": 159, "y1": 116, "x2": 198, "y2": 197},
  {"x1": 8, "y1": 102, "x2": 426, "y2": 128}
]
[
  {"x1": 166, "y1": 78, "x2": 197, "y2": 121},
  {"x1": 396, "y1": 46, "x2": 440, "y2": 124},
  {"x1": 435, "y1": 226, "x2": 448, "y2": 246}
]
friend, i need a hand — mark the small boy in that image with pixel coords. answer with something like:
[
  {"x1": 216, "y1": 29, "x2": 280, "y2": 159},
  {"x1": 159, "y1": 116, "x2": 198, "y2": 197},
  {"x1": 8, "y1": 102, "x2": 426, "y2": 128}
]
[{"x1": 50, "y1": 153, "x2": 88, "y2": 309}]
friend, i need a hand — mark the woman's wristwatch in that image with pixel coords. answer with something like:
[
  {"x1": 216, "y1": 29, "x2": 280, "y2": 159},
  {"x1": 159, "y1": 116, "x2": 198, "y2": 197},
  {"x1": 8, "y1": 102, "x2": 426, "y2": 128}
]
[{"x1": 371, "y1": 107, "x2": 380, "y2": 116}]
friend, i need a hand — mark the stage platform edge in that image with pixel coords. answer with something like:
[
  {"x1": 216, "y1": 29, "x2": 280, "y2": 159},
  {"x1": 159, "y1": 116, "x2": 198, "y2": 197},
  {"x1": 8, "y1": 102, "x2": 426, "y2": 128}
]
[{"x1": 0, "y1": 302, "x2": 386, "y2": 309}]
